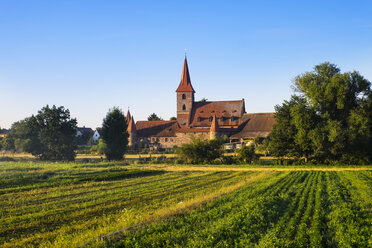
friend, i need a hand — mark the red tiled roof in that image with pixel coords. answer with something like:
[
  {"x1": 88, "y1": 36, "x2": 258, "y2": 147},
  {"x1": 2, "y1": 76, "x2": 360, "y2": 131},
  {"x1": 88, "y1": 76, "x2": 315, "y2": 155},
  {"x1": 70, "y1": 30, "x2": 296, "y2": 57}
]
[
  {"x1": 176, "y1": 57, "x2": 195, "y2": 93},
  {"x1": 127, "y1": 116, "x2": 136, "y2": 133},
  {"x1": 189, "y1": 100, "x2": 245, "y2": 127},
  {"x1": 230, "y1": 113, "x2": 275, "y2": 139},
  {"x1": 136, "y1": 120, "x2": 179, "y2": 137},
  {"x1": 210, "y1": 114, "x2": 219, "y2": 132},
  {"x1": 126, "y1": 110, "x2": 131, "y2": 124}
]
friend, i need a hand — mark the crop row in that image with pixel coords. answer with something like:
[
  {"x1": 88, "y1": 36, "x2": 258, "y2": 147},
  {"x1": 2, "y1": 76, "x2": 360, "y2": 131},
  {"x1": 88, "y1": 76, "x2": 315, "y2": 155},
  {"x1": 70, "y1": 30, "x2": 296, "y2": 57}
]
[
  {"x1": 109, "y1": 171, "x2": 371, "y2": 248},
  {"x1": 0, "y1": 162, "x2": 273, "y2": 247}
]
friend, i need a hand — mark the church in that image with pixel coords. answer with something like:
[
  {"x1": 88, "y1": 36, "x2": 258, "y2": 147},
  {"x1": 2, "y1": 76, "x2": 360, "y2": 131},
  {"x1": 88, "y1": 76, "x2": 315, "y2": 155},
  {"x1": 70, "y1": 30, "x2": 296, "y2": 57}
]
[{"x1": 126, "y1": 57, "x2": 275, "y2": 151}]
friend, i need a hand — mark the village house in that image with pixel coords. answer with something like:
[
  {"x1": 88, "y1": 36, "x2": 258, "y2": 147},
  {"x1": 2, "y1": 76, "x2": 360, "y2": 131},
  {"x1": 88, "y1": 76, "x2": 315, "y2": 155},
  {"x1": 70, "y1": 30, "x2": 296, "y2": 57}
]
[{"x1": 127, "y1": 57, "x2": 275, "y2": 151}]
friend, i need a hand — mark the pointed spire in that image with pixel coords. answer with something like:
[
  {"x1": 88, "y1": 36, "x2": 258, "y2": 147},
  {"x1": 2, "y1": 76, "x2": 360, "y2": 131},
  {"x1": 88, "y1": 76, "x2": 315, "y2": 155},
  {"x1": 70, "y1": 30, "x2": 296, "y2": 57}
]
[
  {"x1": 127, "y1": 116, "x2": 136, "y2": 133},
  {"x1": 210, "y1": 114, "x2": 220, "y2": 132},
  {"x1": 176, "y1": 57, "x2": 195, "y2": 93},
  {"x1": 126, "y1": 109, "x2": 131, "y2": 124}
]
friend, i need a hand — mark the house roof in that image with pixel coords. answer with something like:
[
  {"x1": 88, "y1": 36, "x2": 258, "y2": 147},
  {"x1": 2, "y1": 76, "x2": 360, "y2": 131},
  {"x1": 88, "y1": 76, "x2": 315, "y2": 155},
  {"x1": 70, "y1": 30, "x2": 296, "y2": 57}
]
[
  {"x1": 189, "y1": 100, "x2": 245, "y2": 127},
  {"x1": 210, "y1": 114, "x2": 220, "y2": 132},
  {"x1": 77, "y1": 127, "x2": 94, "y2": 134},
  {"x1": 127, "y1": 116, "x2": 136, "y2": 133},
  {"x1": 230, "y1": 113, "x2": 275, "y2": 139},
  {"x1": 176, "y1": 57, "x2": 195, "y2": 93},
  {"x1": 126, "y1": 110, "x2": 131, "y2": 124},
  {"x1": 136, "y1": 120, "x2": 179, "y2": 137}
]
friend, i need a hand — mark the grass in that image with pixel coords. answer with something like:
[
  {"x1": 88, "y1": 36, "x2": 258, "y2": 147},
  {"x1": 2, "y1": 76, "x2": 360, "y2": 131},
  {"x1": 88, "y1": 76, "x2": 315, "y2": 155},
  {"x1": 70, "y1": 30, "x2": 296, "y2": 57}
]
[{"x1": 0, "y1": 161, "x2": 370, "y2": 247}]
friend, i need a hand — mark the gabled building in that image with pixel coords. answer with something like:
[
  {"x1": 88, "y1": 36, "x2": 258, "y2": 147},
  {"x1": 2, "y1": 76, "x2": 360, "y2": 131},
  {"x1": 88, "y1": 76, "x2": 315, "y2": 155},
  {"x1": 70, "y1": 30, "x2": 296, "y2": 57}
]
[{"x1": 127, "y1": 57, "x2": 276, "y2": 150}]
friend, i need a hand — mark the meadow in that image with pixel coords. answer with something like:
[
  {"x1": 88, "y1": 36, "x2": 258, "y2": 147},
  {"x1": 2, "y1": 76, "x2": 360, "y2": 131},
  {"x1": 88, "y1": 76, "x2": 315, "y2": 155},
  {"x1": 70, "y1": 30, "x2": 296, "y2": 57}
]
[{"x1": 0, "y1": 162, "x2": 370, "y2": 247}]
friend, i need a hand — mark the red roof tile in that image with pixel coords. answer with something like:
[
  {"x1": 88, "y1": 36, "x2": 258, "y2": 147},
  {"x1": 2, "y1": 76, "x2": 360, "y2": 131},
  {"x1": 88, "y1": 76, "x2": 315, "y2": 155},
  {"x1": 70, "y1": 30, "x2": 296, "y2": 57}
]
[
  {"x1": 230, "y1": 113, "x2": 275, "y2": 139},
  {"x1": 176, "y1": 57, "x2": 195, "y2": 93},
  {"x1": 136, "y1": 120, "x2": 179, "y2": 137},
  {"x1": 189, "y1": 100, "x2": 245, "y2": 127},
  {"x1": 127, "y1": 116, "x2": 136, "y2": 133},
  {"x1": 210, "y1": 114, "x2": 220, "y2": 132}
]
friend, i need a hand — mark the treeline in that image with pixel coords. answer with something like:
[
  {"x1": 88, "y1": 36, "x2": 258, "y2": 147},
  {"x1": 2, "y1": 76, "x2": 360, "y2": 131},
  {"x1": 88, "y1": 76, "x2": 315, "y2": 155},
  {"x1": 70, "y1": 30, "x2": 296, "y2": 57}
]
[
  {"x1": 266, "y1": 62, "x2": 372, "y2": 164},
  {"x1": 1, "y1": 106, "x2": 129, "y2": 161}
]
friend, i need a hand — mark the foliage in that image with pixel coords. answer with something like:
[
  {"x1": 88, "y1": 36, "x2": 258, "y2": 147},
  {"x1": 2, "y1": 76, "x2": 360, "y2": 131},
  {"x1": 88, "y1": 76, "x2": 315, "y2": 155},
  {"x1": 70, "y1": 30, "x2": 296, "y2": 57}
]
[
  {"x1": 111, "y1": 170, "x2": 371, "y2": 248},
  {"x1": 0, "y1": 161, "x2": 258, "y2": 247},
  {"x1": 147, "y1": 113, "x2": 163, "y2": 121},
  {"x1": 101, "y1": 107, "x2": 129, "y2": 160},
  {"x1": 6, "y1": 105, "x2": 77, "y2": 160},
  {"x1": 236, "y1": 144, "x2": 257, "y2": 163},
  {"x1": 200, "y1": 98, "x2": 208, "y2": 102},
  {"x1": 169, "y1": 116, "x2": 177, "y2": 120},
  {"x1": 268, "y1": 62, "x2": 372, "y2": 164},
  {"x1": 75, "y1": 131, "x2": 92, "y2": 145},
  {"x1": 176, "y1": 136, "x2": 224, "y2": 164}
]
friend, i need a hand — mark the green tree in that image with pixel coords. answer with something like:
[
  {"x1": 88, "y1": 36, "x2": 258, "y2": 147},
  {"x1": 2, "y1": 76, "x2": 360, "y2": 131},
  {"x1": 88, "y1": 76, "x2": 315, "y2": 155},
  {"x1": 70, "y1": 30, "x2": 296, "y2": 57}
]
[
  {"x1": 169, "y1": 117, "x2": 177, "y2": 121},
  {"x1": 7, "y1": 105, "x2": 77, "y2": 160},
  {"x1": 101, "y1": 107, "x2": 129, "y2": 160},
  {"x1": 147, "y1": 113, "x2": 163, "y2": 121},
  {"x1": 236, "y1": 144, "x2": 256, "y2": 164},
  {"x1": 268, "y1": 62, "x2": 372, "y2": 164},
  {"x1": 176, "y1": 135, "x2": 224, "y2": 164}
]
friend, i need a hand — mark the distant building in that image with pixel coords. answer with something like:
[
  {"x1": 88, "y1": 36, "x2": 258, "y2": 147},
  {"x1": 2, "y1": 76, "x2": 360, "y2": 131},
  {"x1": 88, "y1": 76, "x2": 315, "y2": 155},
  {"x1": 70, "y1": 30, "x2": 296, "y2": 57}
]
[
  {"x1": 92, "y1": 129, "x2": 102, "y2": 143},
  {"x1": 76, "y1": 127, "x2": 94, "y2": 137},
  {"x1": 0, "y1": 129, "x2": 10, "y2": 138},
  {"x1": 127, "y1": 57, "x2": 275, "y2": 151}
]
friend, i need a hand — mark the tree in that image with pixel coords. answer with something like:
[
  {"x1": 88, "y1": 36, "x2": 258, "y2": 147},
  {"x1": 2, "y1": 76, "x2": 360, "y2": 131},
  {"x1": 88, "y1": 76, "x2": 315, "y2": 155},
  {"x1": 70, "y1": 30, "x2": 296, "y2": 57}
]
[
  {"x1": 268, "y1": 62, "x2": 372, "y2": 164},
  {"x1": 236, "y1": 144, "x2": 256, "y2": 164},
  {"x1": 147, "y1": 113, "x2": 163, "y2": 121},
  {"x1": 7, "y1": 105, "x2": 77, "y2": 160},
  {"x1": 101, "y1": 107, "x2": 129, "y2": 160},
  {"x1": 169, "y1": 117, "x2": 177, "y2": 121},
  {"x1": 176, "y1": 135, "x2": 224, "y2": 164}
]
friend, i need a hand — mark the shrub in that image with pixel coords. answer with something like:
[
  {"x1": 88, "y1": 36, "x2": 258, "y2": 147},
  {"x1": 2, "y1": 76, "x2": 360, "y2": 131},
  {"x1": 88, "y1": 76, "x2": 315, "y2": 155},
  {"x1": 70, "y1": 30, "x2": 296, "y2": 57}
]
[
  {"x1": 236, "y1": 144, "x2": 257, "y2": 164},
  {"x1": 176, "y1": 136, "x2": 224, "y2": 164}
]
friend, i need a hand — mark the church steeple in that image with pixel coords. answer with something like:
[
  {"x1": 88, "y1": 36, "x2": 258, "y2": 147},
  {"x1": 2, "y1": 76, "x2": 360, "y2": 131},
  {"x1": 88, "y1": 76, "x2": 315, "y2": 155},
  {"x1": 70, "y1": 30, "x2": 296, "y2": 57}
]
[
  {"x1": 176, "y1": 57, "x2": 195, "y2": 126},
  {"x1": 176, "y1": 57, "x2": 195, "y2": 93}
]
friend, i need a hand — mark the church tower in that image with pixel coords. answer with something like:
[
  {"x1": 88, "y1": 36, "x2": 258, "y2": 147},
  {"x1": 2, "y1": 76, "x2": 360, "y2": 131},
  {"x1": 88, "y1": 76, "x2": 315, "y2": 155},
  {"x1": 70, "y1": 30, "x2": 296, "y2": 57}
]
[{"x1": 176, "y1": 57, "x2": 195, "y2": 126}]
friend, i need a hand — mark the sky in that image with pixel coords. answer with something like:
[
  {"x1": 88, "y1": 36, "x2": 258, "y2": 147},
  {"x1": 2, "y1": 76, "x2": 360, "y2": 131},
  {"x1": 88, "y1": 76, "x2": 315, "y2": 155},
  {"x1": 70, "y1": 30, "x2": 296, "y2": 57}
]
[{"x1": 1, "y1": 0, "x2": 371, "y2": 129}]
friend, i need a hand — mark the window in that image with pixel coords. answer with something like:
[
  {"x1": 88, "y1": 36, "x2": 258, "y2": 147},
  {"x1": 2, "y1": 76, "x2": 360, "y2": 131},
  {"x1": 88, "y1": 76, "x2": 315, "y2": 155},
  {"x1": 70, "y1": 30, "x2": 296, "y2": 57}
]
[
  {"x1": 170, "y1": 138, "x2": 173, "y2": 142},
  {"x1": 165, "y1": 138, "x2": 168, "y2": 142},
  {"x1": 231, "y1": 116, "x2": 234, "y2": 121},
  {"x1": 209, "y1": 117, "x2": 213, "y2": 122},
  {"x1": 197, "y1": 117, "x2": 201, "y2": 122},
  {"x1": 182, "y1": 94, "x2": 186, "y2": 99},
  {"x1": 182, "y1": 104, "x2": 186, "y2": 110}
]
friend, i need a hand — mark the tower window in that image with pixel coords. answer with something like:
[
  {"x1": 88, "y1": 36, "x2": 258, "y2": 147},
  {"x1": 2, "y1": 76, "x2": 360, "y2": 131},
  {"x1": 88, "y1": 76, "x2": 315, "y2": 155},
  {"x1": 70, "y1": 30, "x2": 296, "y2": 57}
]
[
  {"x1": 197, "y1": 117, "x2": 201, "y2": 122},
  {"x1": 231, "y1": 116, "x2": 234, "y2": 121},
  {"x1": 209, "y1": 117, "x2": 213, "y2": 122},
  {"x1": 182, "y1": 94, "x2": 186, "y2": 99},
  {"x1": 183, "y1": 104, "x2": 186, "y2": 110}
]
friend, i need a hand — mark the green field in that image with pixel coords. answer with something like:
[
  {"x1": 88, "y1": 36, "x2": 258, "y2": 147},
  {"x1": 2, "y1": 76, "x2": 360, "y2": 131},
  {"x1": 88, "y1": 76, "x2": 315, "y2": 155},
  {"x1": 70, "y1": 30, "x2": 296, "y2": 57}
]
[{"x1": 0, "y1": 162, "x2": 371, "y2": 248}]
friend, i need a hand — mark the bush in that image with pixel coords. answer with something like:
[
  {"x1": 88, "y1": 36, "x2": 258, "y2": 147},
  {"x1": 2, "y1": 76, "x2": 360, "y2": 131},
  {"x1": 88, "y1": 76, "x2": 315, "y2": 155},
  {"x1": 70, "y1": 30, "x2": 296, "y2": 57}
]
[
  {"x1": 176, "y1": 136, "x2": 224, "y2": 164},
  {"x1": 236, "y1": 144, "x2": 257, "y2": 164}
]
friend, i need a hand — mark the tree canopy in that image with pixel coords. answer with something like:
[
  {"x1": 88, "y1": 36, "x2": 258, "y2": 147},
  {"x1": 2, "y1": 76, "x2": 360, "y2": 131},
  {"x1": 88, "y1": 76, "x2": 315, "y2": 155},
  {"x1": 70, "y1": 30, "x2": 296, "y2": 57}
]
[
  {"x1": 147, "y1": 113, "x2": 163, "y2": 121},
  {"x1": 101, "y1": 107, "x2": 129, "y2": 160},
  {"x1": 268, "y1": 62, "x2": 372, "y2": 164},
  {"x1": 6, "y1": 105, "x2": 77, "y2": 160}
]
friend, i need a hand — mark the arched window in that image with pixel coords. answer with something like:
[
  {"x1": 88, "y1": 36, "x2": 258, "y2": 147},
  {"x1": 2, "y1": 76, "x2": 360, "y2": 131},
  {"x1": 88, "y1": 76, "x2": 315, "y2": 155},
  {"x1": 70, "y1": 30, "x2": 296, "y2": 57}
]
[
  {"x1": 182, "y1": 94, "x2": 186, "y2": 99},
  {"x1": 182, "y1": 104, "x2": 186, "y2": 110},
  {"x1": 231, "y1": 116, "x2": 234, "y2": 121},
  {"x1": 197, "y1": 117, "x2": 201, "y2": 122},
  {"x1": 209, "y1": 117, "x2": 213, "y2": 122}
]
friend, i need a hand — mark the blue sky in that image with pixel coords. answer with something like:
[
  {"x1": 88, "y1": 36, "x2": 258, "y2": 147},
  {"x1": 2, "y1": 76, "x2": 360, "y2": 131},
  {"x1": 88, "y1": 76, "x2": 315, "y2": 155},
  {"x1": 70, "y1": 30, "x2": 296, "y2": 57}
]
[{"x1": 1, "y1": 0, "x2": 371, "y2": 129}]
